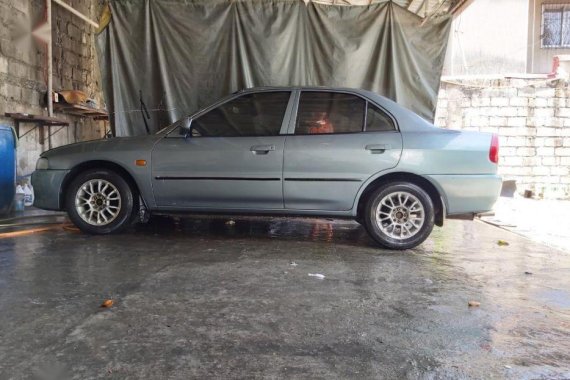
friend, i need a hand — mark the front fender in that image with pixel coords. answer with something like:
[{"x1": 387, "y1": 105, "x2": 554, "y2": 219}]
[{"x1": 32, "y1": 169, "x2": 70, "y2": 210}]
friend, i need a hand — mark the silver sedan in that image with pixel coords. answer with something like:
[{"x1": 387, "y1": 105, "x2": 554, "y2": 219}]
[{"x1": 32, "y1": 87, "x2": 501, "y2": 249}]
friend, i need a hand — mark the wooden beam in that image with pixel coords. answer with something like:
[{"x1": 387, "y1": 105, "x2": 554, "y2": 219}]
[
  {"x1": 52, "y1": 0, "x2": 99, "y2": 28},
  {"x1": 450, "y1": 0, "x2": 475, "y2": 16}
]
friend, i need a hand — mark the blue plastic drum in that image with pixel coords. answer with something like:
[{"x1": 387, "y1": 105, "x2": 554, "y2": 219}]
[{"x1": 0, "y1": 125, "x2": 17, "y2": 215}]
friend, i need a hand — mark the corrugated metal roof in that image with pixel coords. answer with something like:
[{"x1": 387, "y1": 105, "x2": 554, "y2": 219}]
[{"x1": 310, "y1": 0, "x2": 464, "y2": 18}]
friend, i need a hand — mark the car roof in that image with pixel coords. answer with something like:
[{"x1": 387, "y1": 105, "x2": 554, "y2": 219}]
[{"x1": 237, "y1": 86, "x2": 369, "y2": 94}]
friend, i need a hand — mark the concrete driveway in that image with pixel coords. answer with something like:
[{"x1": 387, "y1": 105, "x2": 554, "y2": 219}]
[
  {"x1": 0, "y1": 216, "x2": 569, "y2": 379},
  {"x1": 482, "y1": 196, "x2": 570, "y2": 253}
]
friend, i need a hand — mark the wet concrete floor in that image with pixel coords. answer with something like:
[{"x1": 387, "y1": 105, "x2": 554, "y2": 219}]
[{"x1": 0, "y1": 215, "x2": 569, "y2": 379}]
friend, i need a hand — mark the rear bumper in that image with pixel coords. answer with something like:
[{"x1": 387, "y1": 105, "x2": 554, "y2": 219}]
[
  {"x1": 31, "y1": 169, "x2": 69, "y2": 211},
  {"x1": 426, "y1": 174, "x2": 502, "y2": 215}
]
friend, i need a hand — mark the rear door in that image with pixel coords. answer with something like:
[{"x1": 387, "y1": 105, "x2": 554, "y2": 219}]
[
  {"x1": 152, "y1": 91, "x2": 293, "y2": 209},
  {"x1": 283, "y1": 90, "x2": 403, "y2": 211}
]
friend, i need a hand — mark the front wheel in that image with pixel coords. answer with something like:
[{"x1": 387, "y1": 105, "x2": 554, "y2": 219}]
[
  {"x1": 65, "y1": 169, "x2": 135, "y2": 234},
  {"x1": 364, "y1": 182, "x2": 435, "y2": 250}
]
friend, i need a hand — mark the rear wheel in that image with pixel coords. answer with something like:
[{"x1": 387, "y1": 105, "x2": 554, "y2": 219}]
[
  {"x1": 65, "y1": 169, "x2": 135, "y2": 234},
  {"x1": 364, "y1": 182, "x2": 434, "y2": 250}
]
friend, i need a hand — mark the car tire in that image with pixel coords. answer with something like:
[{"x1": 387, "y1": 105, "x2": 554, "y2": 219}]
[
  {"x1": 364, "y1": 182, "x2": 434, "y2": 250},
  {"x1": 65, "y1": 169, "x2": 136, "y2": 234}
]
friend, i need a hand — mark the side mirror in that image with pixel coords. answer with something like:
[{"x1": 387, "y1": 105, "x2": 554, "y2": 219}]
[{"x1": 182, "y1": 117, "x2": 193, "y2": 139}]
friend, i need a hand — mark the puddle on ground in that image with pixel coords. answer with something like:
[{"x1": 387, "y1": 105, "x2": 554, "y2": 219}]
[
  {"x1": 136, "y1": 215, "x2": 367, "y2": 245},
  {"x1": 537, "y1": 289, "x2": 570, "y2": 309}
]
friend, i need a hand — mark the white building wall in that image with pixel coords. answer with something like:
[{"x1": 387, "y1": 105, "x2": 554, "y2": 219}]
[{"x1": 443, "y1": 0, "x2": 529, "y2": 76}]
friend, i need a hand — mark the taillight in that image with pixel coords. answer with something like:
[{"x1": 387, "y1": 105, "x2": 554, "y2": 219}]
[{"x1": 489, "y1": 134, "x2": 499, "y2": 164}]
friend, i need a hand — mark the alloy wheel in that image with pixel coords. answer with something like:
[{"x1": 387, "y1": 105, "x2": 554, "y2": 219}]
[
  {"x1": 375, "y1": 191, "x2": 425, "y2": 240},
  {"x1": 75, "y1": 179, "x2": 122, "y2": 226}
]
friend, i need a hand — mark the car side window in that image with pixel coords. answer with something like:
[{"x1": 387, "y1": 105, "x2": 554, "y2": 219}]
[
  {"x1": 295, "y1": 92, "x2": 365, "y2": 135},
  {"x1": 366, "y1": 103, "x2": 396, "y2": 132},
  {"x1": 191, "y1": 92, "x2": 290, "y2": 137}
]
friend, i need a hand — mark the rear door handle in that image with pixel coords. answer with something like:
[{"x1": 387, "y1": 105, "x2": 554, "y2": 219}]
[
  {"x1": 250, "y1": 145, "x2": 276, "y2": 155},
  {"x1": 365, "y1": 144, "x2": 390, "y2": 154}
]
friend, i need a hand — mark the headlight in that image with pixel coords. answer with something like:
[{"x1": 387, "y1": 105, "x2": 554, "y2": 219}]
[{"x1": 36, "y1": 157, "x2": 49, "y2": 170}]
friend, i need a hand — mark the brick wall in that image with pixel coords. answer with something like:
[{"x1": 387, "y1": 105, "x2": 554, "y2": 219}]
[
  {"x1": 0, "y1": 0, "x2": 105, "y2": 177},
  {"x1": 435, "y1": 77, "x2": 570, "y2": 198}
]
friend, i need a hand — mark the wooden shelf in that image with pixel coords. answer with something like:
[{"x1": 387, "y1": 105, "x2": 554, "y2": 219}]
[
  {"x1": 5, "y1": 103, "x2": 109, "y2": 145},
  {"x1": 53, "y1": 103, "x2": 108, "y2": 119},
  {"x1": 5, "y1": 112, "x2": 69, "y2": 126},
  {"x1": 4, "y1": 113, "x2": 69, "y2": 145}
]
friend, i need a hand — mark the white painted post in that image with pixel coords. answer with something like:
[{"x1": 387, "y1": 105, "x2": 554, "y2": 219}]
[{"x1": 47, "y1": 0, "x2": 53, "y2": 118}]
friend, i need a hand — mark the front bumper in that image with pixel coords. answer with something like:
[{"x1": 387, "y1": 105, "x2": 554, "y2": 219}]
[
  {"x1": 426, "y1": 174, "x2": 502, "y2": 215},
  {"x1": 31, "y1": 169, "x2": 70, "y2": 211}
]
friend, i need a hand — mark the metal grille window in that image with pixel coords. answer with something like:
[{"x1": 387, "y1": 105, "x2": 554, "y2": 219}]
[{"x1": 542, "y1": 4, "x2": 570, "y2": 48}]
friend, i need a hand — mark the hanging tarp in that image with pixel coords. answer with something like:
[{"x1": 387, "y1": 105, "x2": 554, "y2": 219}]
[{"x1": 96, "y1": 0, "x2": 451, "y2": 136}]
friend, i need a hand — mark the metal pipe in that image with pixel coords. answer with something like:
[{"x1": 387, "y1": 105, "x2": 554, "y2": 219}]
[
  {"x1": 47, "y1": 0, "x2": 53, "y2": 117},
  {"x1": 52, "y1": 0, "x2": 99, "y2": 28}
]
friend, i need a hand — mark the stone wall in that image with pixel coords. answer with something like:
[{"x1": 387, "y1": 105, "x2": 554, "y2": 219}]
[
  {"x1": 435, "y1": 77, "x2": 570, "y2": 198},
  {"x1": 0, "y1": 0, "x2": 105, "y2": 177}
]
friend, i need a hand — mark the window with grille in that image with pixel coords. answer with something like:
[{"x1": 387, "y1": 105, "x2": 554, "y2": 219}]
[{"x1": 542, "y1": 4, "x2": 570, "y2": 48}]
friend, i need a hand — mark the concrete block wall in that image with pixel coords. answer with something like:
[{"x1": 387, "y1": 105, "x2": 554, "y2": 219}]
[
  {"x1": 0, "y1": 0, "x2": 105, "y2": 177},
  {"x1": 435, "y1": 77, "x2": 570, "y2": 198}
]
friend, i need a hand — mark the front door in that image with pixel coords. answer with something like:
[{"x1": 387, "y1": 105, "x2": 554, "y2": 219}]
[
  {"x1": 152, "y1": 91, "x2": 293, "y2": 209},
  {"x1": 283, "y1": 91, "x2": 403, "y2": 211}
]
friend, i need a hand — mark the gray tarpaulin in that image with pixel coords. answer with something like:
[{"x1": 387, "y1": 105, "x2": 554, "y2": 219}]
[{"x1": 96, "y1": 0, "x2": 451, "y2": 136}]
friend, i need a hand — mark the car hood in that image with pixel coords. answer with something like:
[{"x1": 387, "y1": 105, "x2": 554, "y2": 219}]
[{"x1": 41, "y1": 135, "x2": 162, "y2": 158}]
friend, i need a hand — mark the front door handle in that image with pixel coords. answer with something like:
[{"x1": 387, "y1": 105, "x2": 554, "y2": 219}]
[
  {"x1": 365, "y1": 144, "x2": 390, "y2": 154},
  {"x1": 250, "y1": 145, "x2": 276, "y2": 155}
]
